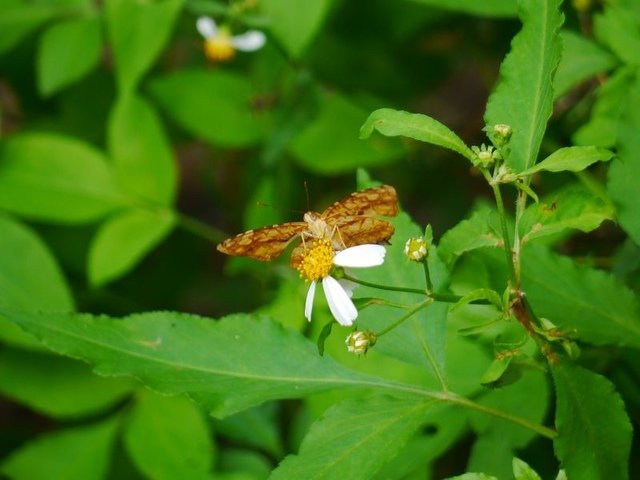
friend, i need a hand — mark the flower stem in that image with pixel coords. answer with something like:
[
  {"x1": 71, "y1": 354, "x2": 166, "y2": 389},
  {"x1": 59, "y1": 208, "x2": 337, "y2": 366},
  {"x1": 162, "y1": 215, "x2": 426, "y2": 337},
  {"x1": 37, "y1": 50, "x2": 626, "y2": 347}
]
[
  {"x1": 422, "y1": 259, "x2": 433, "y2": 293},
  {"x1": 490, "y1": 183, "x2": 517, "y2": 286},
  {"x1": 376, "y1": 300, "x2": 432, "y2": 337}
]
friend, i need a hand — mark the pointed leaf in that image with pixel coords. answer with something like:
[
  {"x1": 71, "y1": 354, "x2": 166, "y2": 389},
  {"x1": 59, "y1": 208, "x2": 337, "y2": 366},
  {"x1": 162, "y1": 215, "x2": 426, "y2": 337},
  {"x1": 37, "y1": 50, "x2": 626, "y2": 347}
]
[
  {"x1": 124, "y1": 390, "x2": 214, "y2": 480},
  {"x1": 37, "y1": 16, "x2": 102, "y2": 96},
  {"x1": 106, "y1": 0, "x2": 182, "y2": 92},
  {"x1": 0, "y1": 133, "x2": 125, "y2": 223},
  {"x1": 88, "y1": 208, "x2": 176, "y2": 286},
  {"x1": 484, "y1": 0, "x2": 564, "y2": 172},
  {"x1": 519, "y1": 146, "x2": 614, "y2": 175},
  {"x1": 270, "y1": 396, "x2": 433, "y2": 480},
  {"x1": 1, "y1": 415, "x2": 119, "y2": 480},
  {"x1": 513, "y1": 458, "x2": 542, "y2": 480},
  {"x1": 360, "y1": 108, "x2": 475, "y2": 162},
  {"x1": 108, "y1": 94, "x2": 177, "y2": 206},
  {"x1": 552, "y1": 362, "x2": 632, "y2": 480},
  {"x1": 438, "y1": 208, "x2": 502, "y2": 266}
]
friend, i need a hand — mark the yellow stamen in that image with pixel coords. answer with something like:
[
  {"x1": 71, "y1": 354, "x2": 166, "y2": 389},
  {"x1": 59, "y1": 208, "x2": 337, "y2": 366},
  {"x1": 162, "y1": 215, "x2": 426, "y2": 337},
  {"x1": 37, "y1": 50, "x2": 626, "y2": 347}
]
[
  {"x1": 297, "y1": 239, "x2": 335, "y2": 282},
  {"x1": 204, "y1": 32, "x2": 235, "y2": 61}
]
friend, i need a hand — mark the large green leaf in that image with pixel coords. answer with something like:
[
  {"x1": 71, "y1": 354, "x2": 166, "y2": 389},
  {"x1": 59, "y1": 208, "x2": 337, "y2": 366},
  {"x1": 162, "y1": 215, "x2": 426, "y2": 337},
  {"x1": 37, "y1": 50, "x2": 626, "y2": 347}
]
[
  {"x1": 553, "y1": 30, "x2": 617, "y2": 98},
  {"x1": 148, "y1": 69, "x2": 267, "y2": 147},
  {"x1": 291, "y1": 96, "x2": 405, "y2": 174},
  {"x1": 0, "y1": 310, "x2": 434, "y2": 417},
  {"x1": 1, "y1": 415, "x2": 119, "y2": 480},
  {"x1": 0, "y1": 214, "x2": 73, "y2": 349},
  {"x1": 519, "y1": 146, "x2": 614, "y2": 176},
  {"x1": 270, "y1": 396, "x2": 433, "y2": 480},
  {"x1": 408, "y1": 0, "x2": 516, "y2": 17},
  {"x1": 552, "y1": 362, "x2": 632, "y2": 480},
  {"x1": 108, "y1": 94, "x2": 177, "y2": 206},
  {"x1": 608, "y1": 73, "x2": 640, "y2": 244},
  {"x1": 88, "y1": 208, "x2": 176, "y2": 287},
  {"x1": 484, "y1": 0, "x2": 564, "y2": 172},
  {"x1": 519, "y1": 189, "x2": 613, "y2": 244},
  {"x1": 0, "y1": 348, "x2": 134, "y2": 419},
  {"x1": 594, "y1": 4, "x2": 640, "y2": 66},
  {"x1": 360, "y1": 108, "x2": 475, "y2": 163},
  {"x1": 106, "y1": 0, "x2": 182, "y2": 93},
  {"x1": 0, "y1": 1, "x2": 58, "y2": 55},
  {"x1": 0, "y1": 133, "x2": 126, "y2": 223},
  {"x1": 261, "y1": 0, "x2": 333, "y2": 58},
  {"x1": 123, "y1": 390, "x2": 214, "y2": 480},
  {"x1": 37, "y1": 16, "x2": 102, "y2": 96},
  {"x1": 522, "y1": 246, "x2": 640, "y2": 348}
]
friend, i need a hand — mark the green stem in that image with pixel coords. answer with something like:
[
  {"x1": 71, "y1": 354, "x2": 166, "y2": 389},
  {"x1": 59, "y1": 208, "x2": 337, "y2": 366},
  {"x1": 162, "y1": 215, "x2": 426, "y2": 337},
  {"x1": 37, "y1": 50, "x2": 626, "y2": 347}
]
[
  {"x1": 343, "y1": 274, "x2": 425, "y2": 295},
  {"x1": 376, "y1": 300, "x2": 432, "y2": 337},
  {"x1": 178, "y1": 213, "x2": 226, "y2": 244},
  {"x1": 422, "y1": 259, "x2": 433, "y2": 293},
  {"x1": 491, "y1": 183, "x2": 517, "y2": 286},
  {"x1": 512, "y1": 189, "x2": 528, "y2": 287}
]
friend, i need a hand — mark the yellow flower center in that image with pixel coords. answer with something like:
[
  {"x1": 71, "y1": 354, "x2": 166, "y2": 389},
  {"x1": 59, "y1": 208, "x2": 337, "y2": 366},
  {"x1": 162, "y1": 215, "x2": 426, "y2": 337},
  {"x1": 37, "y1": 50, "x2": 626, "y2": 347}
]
[
  {"x1": 297, "y1": 239, "x2": 335, "y2": 282},
  {"x1": 204, "y1": 33, "x2": 235, "y2": 61}
]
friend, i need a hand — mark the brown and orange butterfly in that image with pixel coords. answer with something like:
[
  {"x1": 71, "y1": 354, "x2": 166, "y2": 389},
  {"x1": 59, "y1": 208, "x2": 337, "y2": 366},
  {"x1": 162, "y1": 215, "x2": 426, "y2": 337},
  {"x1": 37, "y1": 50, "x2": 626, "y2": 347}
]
[{"x1": 217, "y1": 185, "x2": 399, "y2": 266}]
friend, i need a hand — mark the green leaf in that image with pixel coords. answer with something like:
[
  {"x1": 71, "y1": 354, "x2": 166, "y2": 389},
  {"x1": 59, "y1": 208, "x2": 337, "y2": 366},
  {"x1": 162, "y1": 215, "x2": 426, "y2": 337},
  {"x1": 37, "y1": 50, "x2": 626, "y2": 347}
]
[
  {"x1": 407, "y1": 0, "x2": 516, "y2": 17},
  {"x1": 108, "y1": 94, "x2": 177, "y2": 206},
  {"x1": 270, "y1": 396, "x2": 433, "y2": 480},
  {"x1": 88, "y1": 208, "x2": 176, "y2": 287},
  {"x1": 594, "y1": 4, "x2": 640, "y2": 65},
  {"x1": 519, "y1": 189, "x2": 614, "y2": 244},
  {"x1": 106, "y1": 0, "x2": 182, "y2": 93},
  {"x1": 360, "y1": 108, "x2": 475, "y2": 162},
  {"x1": 522, "y1": 245, "x2": 640, "y2": 348},
  {"x1": 608, "y1": 73, "x2": 640, "y2": 244},
  {"x1": 0, "y1": 2, "x2": 58, "y2": 55},
  {"x1": 261, "y1": 0, "x2": 333, "y2": 58},
  {"x1": 519, "y1": 146, "x2": 614, "y2": 175},
  {"x1": 0, "y1": 348, "x2": 134, "y2": 419},
  {"x1": 446, "y1": 474, "x2": 498, "y2": 480},
  {"x1": 124, "y1": 390, "x2": 214, "y2": 480},
  {"x1": 1, "y1": 415, "x2": 119, "y2": 480},
  {"x1": 438, "y1": 208, "x2": 502, "y2": 267},
  {"x1": 0, "y1": 310, "x2": 420, "y2": 417},
  {"x1": 573, "y1": 67, "x2": 635, "y2": 148},
  {"x1": 512, "y1": 458, "x2": 542, "y2": 480},
  {"x1": 0, "y1": 214, "x2": 73, "y2": 349},
  {"x1": 451, "y1": 288, "x2": 502, "y2": 311},
  {"x1": 466, "y1": 434, "x2": 513, "y2": 480},
  {"x1": 148, "y1": 69, "x2": 267, "y2": 148},
  {"x1": 37, "y1": 16, "x2": 102, "y2": 96},
  {"x1": 290, "y1": 96, "x2": 405, "y2": 174},
  {"x1": 552, "y1": 362, "x2": 632, "y2": 480},
  {"x1": 484, "y1": 0, "x2": 564, "y2": 172},
  {"x1": 0, "y1": 133, "x2": 125, "y2": 223},
  {"x1": 553, "y1": 30, "x2": 617, "y2": 98},
  {"x1": 479, "y1": 357, "x2": 512, "y2": 387}
]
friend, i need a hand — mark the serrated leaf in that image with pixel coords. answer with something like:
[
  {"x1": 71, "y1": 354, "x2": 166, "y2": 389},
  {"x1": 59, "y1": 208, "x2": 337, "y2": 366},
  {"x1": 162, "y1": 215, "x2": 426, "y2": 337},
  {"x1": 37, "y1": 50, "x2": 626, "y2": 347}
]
[
  {"x1": 512, "y1": 457, "x2": 542, "y2": 480},
  {"x1": 124, "y1": 390, "x2": 214, "y2": 480},
  {"x1": 261, "y1": 0, "x2": 332, "y2": 58},
  {"x1": 553, "y1": 30, "x2": 617, "y2": 98},
  {"x1": 438, "y1": 208, "x2": 502, "y2": 266},
  {"x1": 148, "y1": 69, "x2": 267, "y2": 148},
  {"x1": 88, "y1": 208, "x2": 176, "y2": 286},
  {"x1": 519, "y1": 146, "x2": 614, "y2": 175},
  {"x1": 0, "y1": 348, "x2": 134, "y2": 419},
  {"x1": 408, "y1": 0, "x2": 516, "y2": 17},
  {"x1": 552, "y1": 362, "x2": 632, "y2": 480},
  {"x1": 594, "y1": 5, "x2": 640, "y2": 65},
  {"x1": 37, "y1": 16, "x2": 102, "y2": 96},
  {"x1": 108, "y1": 94, "x2": 177, "y2": 206},
  {"x1": 270, "y1": 396, "x2": 433, "y2": 480},
  {"x1": 484, "y1": 0, "x2": 564, "y2": 172},
  {"x1": 0, "y1": 214, "x2": 73, "y2": 349},
  {"x1": 608, "y1": 73, "x2": 640, "y2": 244},
  {"x1": 1, "y1": 415, "x2": 119, "y2": 480},
  {"x1": 0, "y1": 311, "x2": 426, "y2": 418},
  {"x1": 290, "y1": 96, "x2": 404, "y2": 174},
  {"x1": 360, "y1": 108, "x2": 475, "y2": 162},
  {"x1": 522, "y1": 245, "x2": 640, "y2": 348},
  {"x1": 106, "y1": 0, "x2": 182, "y2": 92},
  {"x1": 0, "y1": 133, "x2": 126, "y2": 223},
  {"x1": 520, "y1": 188, "x2": 614, "y2": 244}
]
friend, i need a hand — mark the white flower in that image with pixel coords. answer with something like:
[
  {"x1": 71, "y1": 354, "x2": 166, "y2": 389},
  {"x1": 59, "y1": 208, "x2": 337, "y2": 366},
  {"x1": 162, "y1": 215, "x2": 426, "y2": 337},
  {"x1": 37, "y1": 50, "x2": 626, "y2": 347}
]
[
  {"x1": 196, "y1": 16, "x2": 266, "y2": 61},
  {"x1": 300, "y1": 243, "x2": 386, "y2": 326}
]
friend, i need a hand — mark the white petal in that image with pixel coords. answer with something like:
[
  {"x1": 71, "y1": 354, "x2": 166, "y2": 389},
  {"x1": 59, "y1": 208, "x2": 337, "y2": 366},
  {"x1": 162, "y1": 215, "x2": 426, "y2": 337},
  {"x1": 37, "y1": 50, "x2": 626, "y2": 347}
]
[
  {"x1": 337, "y1": 279, "x2": 357, "y2": 298},
  {"x1": 304, "y1": 281, "x2": 316, "y2": 322},
  {"x1": 333, "y1": 244, "x2": 386, "y2": 268},
  {"x1": 323, "y1": 276, "x2": 357, "y2": 326},
  {"x1": 196, "y1": 16, "x2": 217, "y2": 39},
  {"x1": 232, "y1": 30, "x2": 266, "y2": 51}
]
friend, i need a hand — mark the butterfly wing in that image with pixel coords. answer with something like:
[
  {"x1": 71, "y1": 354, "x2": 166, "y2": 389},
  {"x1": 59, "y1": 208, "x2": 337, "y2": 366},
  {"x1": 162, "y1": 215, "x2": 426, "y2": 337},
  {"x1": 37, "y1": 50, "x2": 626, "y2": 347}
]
[
  {"x1": 321, "y1": 184, "x2": 399, "y2": 219},
  {"x1": 217, "y1": 222, "x2": 307, "y2": 261}
]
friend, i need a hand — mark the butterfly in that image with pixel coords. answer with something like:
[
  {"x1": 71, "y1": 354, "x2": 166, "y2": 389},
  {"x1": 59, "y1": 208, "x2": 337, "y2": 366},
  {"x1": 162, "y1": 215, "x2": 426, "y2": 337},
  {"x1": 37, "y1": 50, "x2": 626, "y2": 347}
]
[{"x1": 216, "y1": 185, "x2": 399, "y2": 266}]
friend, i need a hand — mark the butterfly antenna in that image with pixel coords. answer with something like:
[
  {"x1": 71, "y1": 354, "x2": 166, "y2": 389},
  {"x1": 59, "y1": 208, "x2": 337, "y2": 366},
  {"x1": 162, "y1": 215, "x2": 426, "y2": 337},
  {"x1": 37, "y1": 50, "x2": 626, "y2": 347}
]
[{"x1": 304, "y1": 180, "x2": 311, "y2": 212}]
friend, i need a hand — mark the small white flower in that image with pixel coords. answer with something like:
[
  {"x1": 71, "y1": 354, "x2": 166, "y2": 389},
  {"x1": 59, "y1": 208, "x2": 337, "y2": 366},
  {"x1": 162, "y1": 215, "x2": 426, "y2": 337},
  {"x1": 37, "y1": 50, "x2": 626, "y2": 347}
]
[
  {"x1": 196, "y1": 16, "x2": 266, "y2": 61},
  {"x1": 301, "y1": 243, "x2": 386, "y2": 326}
]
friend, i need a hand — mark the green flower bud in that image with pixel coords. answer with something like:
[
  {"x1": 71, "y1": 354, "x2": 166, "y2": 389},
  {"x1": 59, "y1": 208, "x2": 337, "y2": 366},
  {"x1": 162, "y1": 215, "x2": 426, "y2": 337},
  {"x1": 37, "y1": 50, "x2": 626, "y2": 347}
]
[
  {"x1": 404, "y1": 237, "x2": 428, "y2": 262},
  {"x1": 491, "y1": 124, "x2": 512, "y2": 147},
  {"x1": 471, "y1": 144, "x2": 501, "y2": 169},
  {"x1": 345, "y1": 330, "x2": 377, "y2": 355}
]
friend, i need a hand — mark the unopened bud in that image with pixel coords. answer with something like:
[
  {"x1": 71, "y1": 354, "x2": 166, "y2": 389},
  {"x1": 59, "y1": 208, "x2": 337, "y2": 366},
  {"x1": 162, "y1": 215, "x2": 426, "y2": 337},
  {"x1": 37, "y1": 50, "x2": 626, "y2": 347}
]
[
  {"x1": 345, "y1": 330, "x2": 376, "y2": 355},
  {"x1": 491, "y1": 124, "x2": 512, "y2": 147},
  {"x1": 404, "y1": 237, "x2": 428, "y2": 262}
]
